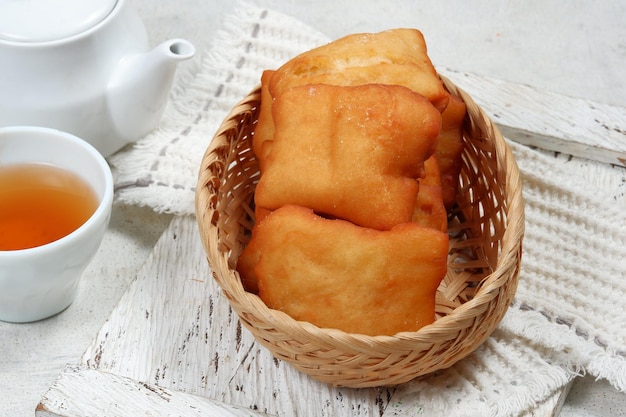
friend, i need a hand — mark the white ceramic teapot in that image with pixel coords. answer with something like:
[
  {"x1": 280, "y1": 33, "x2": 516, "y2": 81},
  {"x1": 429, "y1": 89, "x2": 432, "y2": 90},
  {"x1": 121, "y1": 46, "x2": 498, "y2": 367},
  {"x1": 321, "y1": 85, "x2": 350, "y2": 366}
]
[{"x1": 0, "y1": 0, "x2": 195, "y2": 156}]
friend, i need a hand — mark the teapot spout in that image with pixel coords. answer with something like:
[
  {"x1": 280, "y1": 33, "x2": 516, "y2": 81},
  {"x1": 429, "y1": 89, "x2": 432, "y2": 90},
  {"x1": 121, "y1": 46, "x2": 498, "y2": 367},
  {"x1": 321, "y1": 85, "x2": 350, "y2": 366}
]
[{"x1": 107, "y1": 39, "x2": 195, "y2": 144}]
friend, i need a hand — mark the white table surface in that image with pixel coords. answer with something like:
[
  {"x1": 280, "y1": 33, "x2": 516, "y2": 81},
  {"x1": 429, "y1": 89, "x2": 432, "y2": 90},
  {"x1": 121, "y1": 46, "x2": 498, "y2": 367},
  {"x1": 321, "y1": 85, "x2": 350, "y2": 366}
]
[{"x1": 1, "y1": 1, "x2": 625, "y2": 416}]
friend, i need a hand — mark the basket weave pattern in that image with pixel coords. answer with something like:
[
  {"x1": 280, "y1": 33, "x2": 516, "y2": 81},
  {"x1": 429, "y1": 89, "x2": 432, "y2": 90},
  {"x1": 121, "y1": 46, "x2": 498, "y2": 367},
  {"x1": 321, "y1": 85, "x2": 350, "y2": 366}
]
[{"x1": 195, "y1": 76, "x2": 525, "y2": 388}]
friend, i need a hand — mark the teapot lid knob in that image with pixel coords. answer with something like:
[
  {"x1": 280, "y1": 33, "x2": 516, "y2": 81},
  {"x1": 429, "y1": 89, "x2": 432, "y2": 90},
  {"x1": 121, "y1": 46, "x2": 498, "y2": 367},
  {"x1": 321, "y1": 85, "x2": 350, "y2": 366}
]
[{"x1": 0, "y1": 0, "x2": 118, "y2": 43}]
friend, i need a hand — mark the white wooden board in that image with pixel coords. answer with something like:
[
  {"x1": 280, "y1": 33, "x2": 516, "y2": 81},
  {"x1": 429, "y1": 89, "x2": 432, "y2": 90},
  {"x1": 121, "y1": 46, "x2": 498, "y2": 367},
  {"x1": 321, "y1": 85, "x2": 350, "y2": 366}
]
[
  {"x1": 37, "y1": 366, "x2": 271, "y2": 417},
  {"x1": 439, "y1": 68, "x2": 626, "y2": 167}
]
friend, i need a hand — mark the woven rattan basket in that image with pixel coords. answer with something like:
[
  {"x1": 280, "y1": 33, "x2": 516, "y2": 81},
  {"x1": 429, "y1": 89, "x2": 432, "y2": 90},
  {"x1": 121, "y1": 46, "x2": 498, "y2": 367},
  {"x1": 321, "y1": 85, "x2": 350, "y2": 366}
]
[{"x1": 195, "y1": 75, "x2": 525, "y2": 388}]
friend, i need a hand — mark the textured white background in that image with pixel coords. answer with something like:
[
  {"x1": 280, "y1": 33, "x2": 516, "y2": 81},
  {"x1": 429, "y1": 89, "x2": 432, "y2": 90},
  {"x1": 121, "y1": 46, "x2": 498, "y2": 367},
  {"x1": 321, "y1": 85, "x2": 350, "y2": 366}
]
[{"x1": 136, "y1": 0, "x2": 626, "y2": 107}]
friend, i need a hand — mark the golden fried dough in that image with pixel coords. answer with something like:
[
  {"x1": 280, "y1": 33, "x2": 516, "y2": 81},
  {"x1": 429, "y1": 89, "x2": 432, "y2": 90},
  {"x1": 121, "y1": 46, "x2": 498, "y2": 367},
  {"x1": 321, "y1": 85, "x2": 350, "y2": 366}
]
[
  {"x1": 413, "y1": 156, "x2": 448, "y2": 233},
  {"x1": 254, "y1": 205, "x2": 272, "y2": 226},
  {"x1": 237, "y1": 204, "x2": 274, "y2": 294},
  {"x1": 237, "y1": 29, "x2": 464, "y2": 336},
  {"x1": 269, "y1": 28, "x2": 450, "y2": 112},
  {"x1": 436, "y1": 94, "x2": 466, "y2": 208},
  {"x1": 241, "y1": 205, "x2": 448, "y2": 336},
  {"x1": 236, "y1": 240, "x2": 261, "y2": 294},
  {"x1": 254, "y1": 83, "x2": 442, "y2": 231},
  {"x1": 252, "y1": 70, "x2": 275, "y2": 172}
]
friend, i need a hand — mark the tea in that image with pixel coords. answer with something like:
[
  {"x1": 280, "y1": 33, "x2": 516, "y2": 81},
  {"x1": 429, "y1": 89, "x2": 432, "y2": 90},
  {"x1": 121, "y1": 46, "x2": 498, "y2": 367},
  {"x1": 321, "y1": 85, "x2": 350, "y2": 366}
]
[{"x1": 0, "y1": 163, "x2": 99, "y2": 250}]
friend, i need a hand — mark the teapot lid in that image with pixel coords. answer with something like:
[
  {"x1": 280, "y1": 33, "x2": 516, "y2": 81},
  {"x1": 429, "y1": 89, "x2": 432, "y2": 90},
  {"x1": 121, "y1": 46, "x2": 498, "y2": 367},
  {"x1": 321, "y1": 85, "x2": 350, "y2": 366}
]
[{"x1": 0, "y1": 0, "x2": 118, "y2": 43}]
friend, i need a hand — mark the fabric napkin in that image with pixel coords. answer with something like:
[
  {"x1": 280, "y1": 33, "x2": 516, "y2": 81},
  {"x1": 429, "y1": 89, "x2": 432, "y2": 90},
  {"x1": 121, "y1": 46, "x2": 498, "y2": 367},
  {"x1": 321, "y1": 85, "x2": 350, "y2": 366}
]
[{"x1": 110, "y1": 2, "x2": 626, "y2": 416}]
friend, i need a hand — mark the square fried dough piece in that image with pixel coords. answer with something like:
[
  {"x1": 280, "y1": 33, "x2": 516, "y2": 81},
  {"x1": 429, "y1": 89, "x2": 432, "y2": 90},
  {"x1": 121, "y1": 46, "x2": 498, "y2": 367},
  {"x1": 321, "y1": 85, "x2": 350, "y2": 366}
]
[
  {"x1": 244, "y1": 205, "x2": 449, "y2": 336},
  {"x1": 269, "y1": 28, "x2": 449, "y2": 112},
  {"x1": 254, "y1": 83, "x2": 442, "y2": 231}
]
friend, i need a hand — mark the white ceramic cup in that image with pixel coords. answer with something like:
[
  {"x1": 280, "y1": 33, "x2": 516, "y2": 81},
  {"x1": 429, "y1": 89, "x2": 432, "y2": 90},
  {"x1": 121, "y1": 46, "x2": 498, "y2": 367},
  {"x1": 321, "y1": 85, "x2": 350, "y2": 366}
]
[{"x1": 0, "y1": 126, "x2": 113, "y2": 323}]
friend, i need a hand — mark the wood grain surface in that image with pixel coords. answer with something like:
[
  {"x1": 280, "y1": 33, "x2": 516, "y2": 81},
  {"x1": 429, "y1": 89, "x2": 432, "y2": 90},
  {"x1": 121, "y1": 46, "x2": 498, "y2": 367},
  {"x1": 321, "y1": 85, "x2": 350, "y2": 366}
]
[{"x1": 440, "y1": 68, "x2": 626, "y2": 167}]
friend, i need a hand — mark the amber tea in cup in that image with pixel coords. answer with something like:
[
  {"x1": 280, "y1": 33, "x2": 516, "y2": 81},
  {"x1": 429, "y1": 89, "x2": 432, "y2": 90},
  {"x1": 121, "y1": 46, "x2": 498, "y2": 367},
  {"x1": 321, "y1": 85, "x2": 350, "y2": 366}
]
[
  {"x1": 0, "y1": 163, "x2": 100, "y2": 251},
  {"x1": 0, "y1": 126, "x2": 113, "y2": 323}
]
